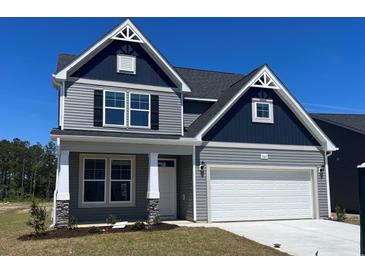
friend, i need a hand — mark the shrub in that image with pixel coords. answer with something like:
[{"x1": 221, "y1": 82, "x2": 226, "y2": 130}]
[
  {"x1": 26, "y1": 201, "x2": 47, "y2": 236},
  {"x1": 67, "y1": 215, "x2": 78, "y2": 230},
  {"x1": 106, "y1": 214, "x2": 118, "y2": 225},
  {"x1": 335, "y1": 206, "x2": 346, "y2": 222},
  {"x1": 153, "y1": 213, "x2": 161, "y2": 225},
  {"x1": 88, "y1": 226, "x2": 101, "y2": 234},
  {"x1": 132, "y1": 221, "x2": 145, "y2": 231}
]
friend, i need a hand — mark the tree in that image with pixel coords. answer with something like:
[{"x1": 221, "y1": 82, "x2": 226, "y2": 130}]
[{"x1": 0, "y1": 138, "x2": 57, "y2": 201}]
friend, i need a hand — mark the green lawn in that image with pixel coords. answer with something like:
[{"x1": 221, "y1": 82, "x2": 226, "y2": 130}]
[{"x1": 0, "y1": 202, "x2": 287, "y2": 256}]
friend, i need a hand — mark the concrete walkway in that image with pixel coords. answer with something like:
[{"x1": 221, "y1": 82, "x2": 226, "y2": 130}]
[{"x1": 168, "y1": 220, "x2": 360, "y2": 256}]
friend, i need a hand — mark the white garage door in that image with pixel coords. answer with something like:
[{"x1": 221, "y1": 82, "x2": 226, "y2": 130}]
[{"x1": 209, "y1": 167, "x2": 314, "y2": 222}]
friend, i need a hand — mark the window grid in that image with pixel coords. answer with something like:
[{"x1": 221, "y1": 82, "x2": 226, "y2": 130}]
[
  {"x1": 104, "y1": 90, "x2": 126, "y2": 127},
  {"x1": 256, "y1": 103, "x2": 270, "y2": 118},
  {"x1": 83, "y1": 158, "x2": 106, "y2": 204},
  {"x1": 129, "y1": 93, "x2": 150, "y2": 128},
  {"x1": 110, "y1": 159, "x2": 132, "y2": 203}
]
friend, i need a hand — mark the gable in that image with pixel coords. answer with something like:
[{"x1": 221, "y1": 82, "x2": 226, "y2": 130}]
[
  {"x1": 203, "y1": 87, "x2": 320, "y2": 146},
  {"x1": 70, "y1": 40, "x2": 177, "y2": 88}
]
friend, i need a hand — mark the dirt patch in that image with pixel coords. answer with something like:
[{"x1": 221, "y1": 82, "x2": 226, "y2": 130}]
[{"x1": 18, "y1": 223, "x2": 178, "y2": 241}]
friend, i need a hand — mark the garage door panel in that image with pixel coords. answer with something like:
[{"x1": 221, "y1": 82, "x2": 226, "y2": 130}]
[{"x1": 209, "y1": 167, "x2": 314, "y2": 222}]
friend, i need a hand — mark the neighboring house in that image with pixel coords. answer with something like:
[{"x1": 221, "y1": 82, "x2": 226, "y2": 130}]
[
  {"x1": 51, "y1": 19, "x2": 337, "y2": 227},
  {"x1": 311, "y1": 114, "x2": 365, "y2": 213}
]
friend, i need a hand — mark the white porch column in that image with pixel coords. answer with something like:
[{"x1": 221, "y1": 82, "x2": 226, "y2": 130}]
[
  {"x1": 54, "y1": 150, "x2": 70, "y2": 228},
  {"x1": 146, "y1": 152, "x2": 160, "y2": 225},
  {"x1": 147, "y1": 152, "x2": 159, "y2": 199},
  {"x1": 57, "y1": 150, "x2": 70, "y2": 200}
]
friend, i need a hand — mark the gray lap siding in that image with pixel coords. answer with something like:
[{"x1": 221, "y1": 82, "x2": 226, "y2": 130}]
[
  {"x1": 195, "y1": 146, "x2": 328, "y2": 221},
  {"x1": 64, "y1": 82, "x2": 182, "y2": 135}
]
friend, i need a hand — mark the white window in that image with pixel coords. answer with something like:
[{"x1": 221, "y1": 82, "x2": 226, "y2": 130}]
[
  {"x1": 110, "y1": 159, "x2": 132, "y2": 203},
  {"x1": 117, "y1": 54, "x2": 136, "y2": 74},
  {"x1": 104, "y1": 90, "x2": 126, "y2": 127},
  {"x1": 252, "y1": 98, "x2": 274, "y2": 123},
  {"x1": 82, "y1": 158, "x2": 106, "y2": 203},
  {"x1": 129, "y1": 93, "x2": 150, "y2": 128}
]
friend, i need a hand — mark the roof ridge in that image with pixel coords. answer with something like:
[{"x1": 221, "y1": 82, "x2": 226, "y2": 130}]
[{"x1": 174, "y1": 66, "x2": 244, "y2": 76}]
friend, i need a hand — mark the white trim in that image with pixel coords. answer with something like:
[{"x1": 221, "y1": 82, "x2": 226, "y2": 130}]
[
  {"x1": 116, "y1": 54, "x2": 136, "y2": 74},
  {"x1": 68, "y1": 77, "x2": 175, "y2": 93},
  {"x1": 251, "y1": 98, "x2": 274, "y2": 124},
  {"x1": 158, "y1": 158, "x2": 177, "y2": 219},
  {"x1": 108, "y1": 157, "x2": 135, "y2": 206},
  {"x1": 184, "y1": 97, "x2": 218, "y2": 102},
  {"x1": 59, "y1": 81, "x2": 65, "y2": 129},
  {"x1": 103, "y1": 90, "x2": 127, "y2": 128},
  {"x1": 195, "y1": 65, "x2": 337, "y2": 151},
  {"x1": 53, "y1": 19, "x2": 191, "y2": 92},
  {"x1": 252, "y1": 71, "x2": 280, "y2": 89},
  {"x1": 192, "y1": 145, "x2": 197, "y2": 221},
  {"x1": 147, "y1": 152, "x2": 159, "y2": 199},
  {"x1": 81, "y1": 156, "x2": 107, "y2": 205},
  {"x1": 51, "y1": 134, "x2": 201, "y2": 146},
  {"x1": 203, "y1": 141, "x2": 321, "y2": 151},
  {"x1": 128, "y1": 92, "x2": 151, "y2": 129},
  {"x1": 112, "y1": 25, "x2": 143, "y2": 43},
  {"x1": 206, "y1": 164, "x2": 320, "y2": 223},
  {"x1": 56, "y1": 150, "x2": 70, "y2": 200}
]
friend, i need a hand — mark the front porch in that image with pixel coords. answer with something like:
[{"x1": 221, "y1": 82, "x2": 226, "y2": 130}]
[{"x1": 53, "y1": 141, "x2": 195, "y2": 227}]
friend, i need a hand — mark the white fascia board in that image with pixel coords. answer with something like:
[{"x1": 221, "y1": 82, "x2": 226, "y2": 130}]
[
  {"x1": 126, "y1": 20, "x2": 191, "y2": 92},
  {"x1": 53, "y1": 19, "x2": 191, "y2": 93},
  {"x1": 68, "y1": 77, "x2": 175, "y2": 93},
  {"x1": 263, "y1": 67, "x2": 337, "y2": 152},
  {"x1": 196, "y1": 65, "x2": 337, "y2": 152},
  {"x1": 184, "y1": 97, "x2": 218, "y2": 102},
  {"x1": 196, "y1": 66, "x2": 266, "y2": 139},
  {"x1": 50, "y1": 134, "x2": 201, "y2": 146}
]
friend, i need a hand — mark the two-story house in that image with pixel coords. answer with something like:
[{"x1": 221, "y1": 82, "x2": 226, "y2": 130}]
[{"x1": 51, "y1": 19, "x2": 337, "y2": 227}]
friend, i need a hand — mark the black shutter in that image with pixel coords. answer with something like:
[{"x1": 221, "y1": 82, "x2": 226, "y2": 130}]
[
  {"x1": 94, "y1": 90, "x2": 103, "y2": 127},
  {"x1": 150, "y1": 95, "x2": 159, "y2": 130}
]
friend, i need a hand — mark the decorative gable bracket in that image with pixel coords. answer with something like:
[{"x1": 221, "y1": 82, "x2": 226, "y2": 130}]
[
  {"x1": 112, "y1": 25, "x2": 143, "y2": 43},
  {"x1": 252, "y1": 72, "x2": 280, "y2": 89}
]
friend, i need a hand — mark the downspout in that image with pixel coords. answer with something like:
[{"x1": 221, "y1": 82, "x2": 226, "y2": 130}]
[
  {"x1": 51, "y1": 138, "x2": 61, "y2": 228},
  {"x1": 192, "y1": 145, "x2": 197, "y2": 222},
  {"x1": 325, "y1": 149, "x2": 333, "y2": 218}
]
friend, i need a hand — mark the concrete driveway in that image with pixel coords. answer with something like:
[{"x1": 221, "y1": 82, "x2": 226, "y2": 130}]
[{"x1": 212, "y1": 220, "x2": 360, "y2": 256}]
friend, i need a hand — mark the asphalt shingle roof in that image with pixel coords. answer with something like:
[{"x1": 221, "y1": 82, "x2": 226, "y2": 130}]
[
  {"x1": 311, "y1": 113, "x2": 365, "y2": 135},
  {"x1": 185, "y1": 65, "x2": 264, "y2": 137},
  {"x1": 56, "y1": 54, "x2": 245, "y2": 99}
]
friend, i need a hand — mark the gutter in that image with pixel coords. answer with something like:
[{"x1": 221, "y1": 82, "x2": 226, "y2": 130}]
[{"x1": 50, "y1": 134, "x2": 202, "y2": 146}]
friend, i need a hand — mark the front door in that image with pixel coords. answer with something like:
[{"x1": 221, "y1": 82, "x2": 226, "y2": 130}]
[{"x1": 158, "y1": 159, "x2": 176, "y2": 219}]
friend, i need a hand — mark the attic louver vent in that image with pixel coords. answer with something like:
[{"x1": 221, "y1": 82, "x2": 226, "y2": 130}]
[
  {"x1": 112, "y1": 25, "x2": 143, "y2": 43},
  {"x1": 252, "y1": 72, "x2": 280, "y2": 89}
]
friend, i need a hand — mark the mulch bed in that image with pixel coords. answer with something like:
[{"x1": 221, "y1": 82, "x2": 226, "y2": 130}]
[{"x1": 18, "y1": 223, "x2": 178, "y2": 241}]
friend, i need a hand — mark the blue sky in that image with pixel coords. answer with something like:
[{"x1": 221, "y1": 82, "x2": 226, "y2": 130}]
[{"x1": 1, "y1": 17, "x2": 365, "y2": 144}]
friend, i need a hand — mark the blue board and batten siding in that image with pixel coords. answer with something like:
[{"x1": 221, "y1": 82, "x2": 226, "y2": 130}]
[
  {"x1": 203, "y1": 87, "x2": 320, "y2": 146},
  {"x1": 195, "y1": 146, "x2": 328, "y2": 221},
  {"x1": 71, "y1": 40, "x2": 177, "y2": 88},
  {"x1": 63, "y1": 82, "x2": 182, "y2": 135}
]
